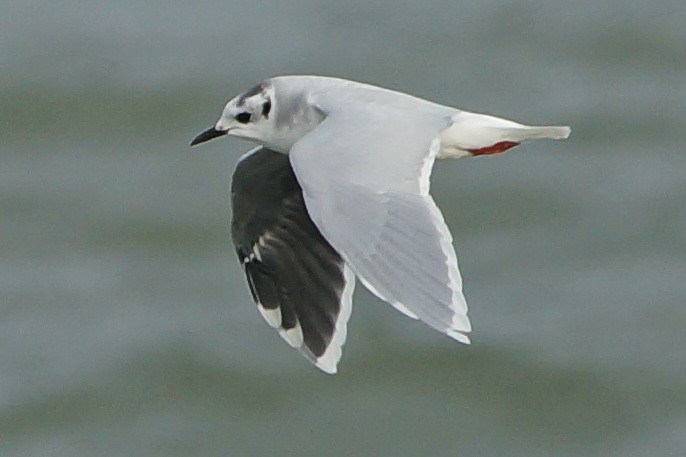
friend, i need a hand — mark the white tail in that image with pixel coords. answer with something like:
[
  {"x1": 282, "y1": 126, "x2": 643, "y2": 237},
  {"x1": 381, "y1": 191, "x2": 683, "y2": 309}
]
[
  {"x1": 497, "y1": 125, "x2": 571, "y2": 141},
  {"x1": 438, "y1": 110, "x2": 571, "y2": 158}
]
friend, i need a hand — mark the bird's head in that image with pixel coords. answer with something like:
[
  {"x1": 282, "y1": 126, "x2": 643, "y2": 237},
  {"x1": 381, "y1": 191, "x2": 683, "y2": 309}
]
[{"x1": 191, "y1": 81, "x2": 276, "y2": 147}]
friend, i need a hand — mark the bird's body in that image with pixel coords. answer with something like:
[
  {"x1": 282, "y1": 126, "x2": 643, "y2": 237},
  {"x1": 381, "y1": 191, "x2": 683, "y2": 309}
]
[{"x1": 192, "y1": 75, "x2": 571, "y2": 373}]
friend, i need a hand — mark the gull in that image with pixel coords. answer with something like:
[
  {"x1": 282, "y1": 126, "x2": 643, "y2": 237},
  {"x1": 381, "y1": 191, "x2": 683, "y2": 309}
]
[{"x1": 191, "y1": 75, "x2": 570, "y2": 374}]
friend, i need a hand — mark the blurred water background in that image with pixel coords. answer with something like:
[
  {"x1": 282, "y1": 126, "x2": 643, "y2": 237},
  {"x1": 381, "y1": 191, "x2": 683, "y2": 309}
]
[{"x1": 2, "y1": 0, "x2": 685, "y2": 456}]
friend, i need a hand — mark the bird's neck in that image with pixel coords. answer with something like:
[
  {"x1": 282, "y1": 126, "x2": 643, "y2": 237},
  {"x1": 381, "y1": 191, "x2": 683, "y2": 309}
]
[{"x1": 267, "y1": 96, "x2": 325, "y2": 153}]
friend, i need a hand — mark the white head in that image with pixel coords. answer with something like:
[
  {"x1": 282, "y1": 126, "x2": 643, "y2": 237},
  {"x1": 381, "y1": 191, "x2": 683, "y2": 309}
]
[
  {"x1": 191, "y1": 80, "x2": 277, "y2": 148},
  {"x1": 191, "y1": 77, "x2": 326, "y2": 153}
]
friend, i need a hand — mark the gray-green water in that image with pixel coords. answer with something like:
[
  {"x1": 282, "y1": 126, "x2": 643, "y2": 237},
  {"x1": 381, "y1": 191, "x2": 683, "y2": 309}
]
[{"x1": 2, "y1": 1, "x2": 685, "y2": 456}]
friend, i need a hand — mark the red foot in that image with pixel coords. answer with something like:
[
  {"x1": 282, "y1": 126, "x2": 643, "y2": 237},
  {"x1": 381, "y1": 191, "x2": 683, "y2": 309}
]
[{"x1": 468, "y1": 141, "x2": 520, "y2": 156}]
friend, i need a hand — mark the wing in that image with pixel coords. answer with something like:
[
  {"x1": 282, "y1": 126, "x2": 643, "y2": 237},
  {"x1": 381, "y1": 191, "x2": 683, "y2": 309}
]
[
  {"x1": 289, "y1": 106, "x2": 471, "y2": 343},
  {"x1": 231, "y1": 147, "x2": 355, "y2": 374}
]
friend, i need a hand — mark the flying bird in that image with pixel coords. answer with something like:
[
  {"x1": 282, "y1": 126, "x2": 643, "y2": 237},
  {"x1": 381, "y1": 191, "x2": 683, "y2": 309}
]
[{"x1": 191, "y1": 76, "x2": 570, "y2": 373}]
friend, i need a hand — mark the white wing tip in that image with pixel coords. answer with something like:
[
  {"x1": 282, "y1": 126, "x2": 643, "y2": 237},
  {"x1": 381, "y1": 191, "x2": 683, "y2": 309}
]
[
  {"x1": 312, "y1": 265, "x2": 355, "y2": 376},
  {"x1": 391, "y1": 301, "x2": 419, "y2": 319},
  {"x1": 446, "y1": 329, "x2": 471, "y2": 345},
  {"x1": 315, "y1": 359, "x2": 339, "y2": 374},
  {"x1": 448, "y1": 293, "x2": 472, "y2": 345},
  {"x1": 257, "y1": 304, "x2": 282, "y2": 328},
  {"x1": 279, "y1": 323, "x2": 304, "y2": 348},
  {"x1": 313, "y1": 340, "x2": 343, "y2": 375}
]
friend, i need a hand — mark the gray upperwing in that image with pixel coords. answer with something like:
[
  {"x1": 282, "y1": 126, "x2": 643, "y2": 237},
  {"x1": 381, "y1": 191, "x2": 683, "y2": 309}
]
[{"x1": 230, "y1": 147, "x2": 355, "y2": 372}]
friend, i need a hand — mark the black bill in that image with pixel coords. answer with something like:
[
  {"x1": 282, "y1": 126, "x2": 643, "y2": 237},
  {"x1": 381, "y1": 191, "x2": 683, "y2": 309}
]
[{"x1": 190, "y1": 127, "x2": 227, "y2": 146}]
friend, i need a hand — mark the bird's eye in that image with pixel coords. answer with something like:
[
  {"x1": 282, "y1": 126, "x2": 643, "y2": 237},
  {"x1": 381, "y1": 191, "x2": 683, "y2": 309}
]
[{"x1": 235, "y1": 112, "x2": 251, "y2": 124}]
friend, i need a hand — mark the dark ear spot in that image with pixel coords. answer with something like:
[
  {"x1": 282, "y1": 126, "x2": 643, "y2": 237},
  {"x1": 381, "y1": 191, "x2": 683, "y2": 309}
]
[{"x1": 262, "y1": 99, "x2": 272, "y2": 118}]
